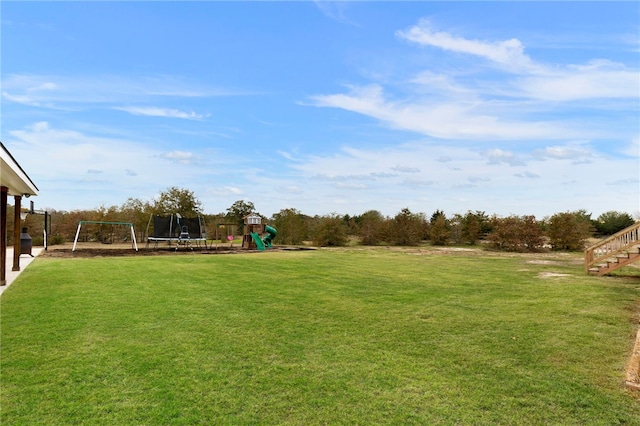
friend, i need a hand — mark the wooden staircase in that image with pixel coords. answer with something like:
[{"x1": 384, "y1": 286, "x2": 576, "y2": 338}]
[{"x1": 585, "y1": 222, "x2": 640, "y2": 276}]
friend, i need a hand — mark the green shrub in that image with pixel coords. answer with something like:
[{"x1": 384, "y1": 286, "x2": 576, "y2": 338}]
[
  {"x1": 546, "y1": 210, "x2": 594, "y2": 251},
  {"x1": 310, "y1": 214, "x2": 348, "y2": 246}
]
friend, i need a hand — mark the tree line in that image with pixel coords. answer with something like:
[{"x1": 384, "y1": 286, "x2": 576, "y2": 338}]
[{"x1": 6, "y1": 186, "x2": 637, "y2": 252}]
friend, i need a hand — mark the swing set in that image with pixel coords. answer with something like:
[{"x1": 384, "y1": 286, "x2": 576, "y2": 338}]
[{"x1": 72, "y1": 221, "x2": 138, "y2": 252}]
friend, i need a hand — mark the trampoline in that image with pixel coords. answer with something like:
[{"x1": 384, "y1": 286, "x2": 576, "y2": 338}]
[{"x1": 145, "y1": 214, "x2": 207, "y2": 250}]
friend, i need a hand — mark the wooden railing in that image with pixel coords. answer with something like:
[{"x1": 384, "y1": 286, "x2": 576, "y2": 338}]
[{"x1": 584, "y1": 222, "x2": 640, "y2": 274}]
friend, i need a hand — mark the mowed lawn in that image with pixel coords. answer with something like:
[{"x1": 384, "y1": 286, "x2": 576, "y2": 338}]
[{"x1": 1, "y1": 248, "x2": 639, "y2": 425}]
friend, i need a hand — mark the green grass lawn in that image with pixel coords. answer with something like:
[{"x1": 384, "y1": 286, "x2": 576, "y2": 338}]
[{"x1": 1, "y1": 248, "x2": 639, "y2": 425}]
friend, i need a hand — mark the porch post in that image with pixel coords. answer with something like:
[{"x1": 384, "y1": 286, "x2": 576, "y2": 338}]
[
  {"x1": 1, "y1": 186, "x2": 7, "y2": 285},
  {"x1": 12, "y1": 195, "x2": 21, "y2": 272}
]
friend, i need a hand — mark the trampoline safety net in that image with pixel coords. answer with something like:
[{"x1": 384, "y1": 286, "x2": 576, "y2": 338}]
[{"x1": 146, "y1": 214, "x2": 206, "y2": 249}]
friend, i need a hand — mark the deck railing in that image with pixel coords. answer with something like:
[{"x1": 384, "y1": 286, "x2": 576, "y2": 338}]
[{"x1": 584, "y1": 222, "x2": 640, "y2": 273}]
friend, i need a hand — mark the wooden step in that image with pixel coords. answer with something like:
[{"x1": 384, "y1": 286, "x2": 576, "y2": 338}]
[
  {"x1": 584, "y1": 223, "x2": 640, "y2": 275},
  {"x1": 589, "y1": 251, "x2": 640, "y2": 275}
]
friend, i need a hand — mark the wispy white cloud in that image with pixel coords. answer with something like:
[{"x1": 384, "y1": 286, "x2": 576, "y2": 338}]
[
  {"x1": 2, "y1": 92, "x2": 39, "y2": 106},
  {"x1": 622, "y1": 137, "x2": 640, "y2": 158},
  {"x1": 403, "y1": 177, "x2": 436, "y2": 187},
  {"x1": 515, "y1": 171, "x2": 540, "y2": 179},
  {"x1": 468, "y1": 176, "x2": 490, "y2": 183},
  {"x1": 2, "y1": 81, "x2": 59, "y2": 106},
  {"x1": 282, "y1": 136, "x2": 639, "y2": 217},
  {"x1": 606, "y1": 177, "x2": 640, "y2": 186},
  {"x1": 13, "y1": 120, "x2": 629, "y2": 219},
  {"x1": 158, "y1": 150, "x2": 199, "y2": 165},
  {"x1": 311, "y1": 20, "x2": 638, "y2": 143},
  {"x1": 1, "y1": 74, "x2": 248, "y2": 109},
  {"x1": 514, "y1": 61, "x2": 639, "y2": 101},
  {"x1": 396, "y1": 19, "x2": 537, "y2": 73},
  {"x1": 483, "y1": 149, "x2": 525, "y2": 166},
  {"x1": 392, "y1": 165, "x2": 421, "y2": 173},
  {"x1": 396, "y1": 19, "x2": 639, "y2": 104},
  {"x1": 114, "y1": 106, "x2": 208, "y2": 120},
  {"x1": 311, "y1": 84, "x2": 575, "y2": 141},
  {"x1": 313, "y1": 173, "x2": 376, "y2": 182},
  {"x1": 532, "y1": 144, "x2": 592, "y2": 161},
  {"x1": 371, "y1": 172, "x2": 397, "y2": 178},
  {"x1": 4, "y1": 122, "x2": 213, "y2": 209},
  {"x1": 333, "y1": 182, "x2": 369, "y2": 190},
  {"x1": 277, "y1": 150, "x2": 301, "y2": 162},
  {"x1": 314, "y1": 1, "x2": 359, "y2": 26},
  {"x1": 277, "y1": 185, "x2": 303, "y2": 194},
  {"x1": 206, "y1": 186, "x2": 244, "y2": 197},
  {"x1": 2, "y1": 78, "x2": 71, "y2": 109},
  {"x1": 409, "y1": 71, "x2": 474, "y2": 97}
]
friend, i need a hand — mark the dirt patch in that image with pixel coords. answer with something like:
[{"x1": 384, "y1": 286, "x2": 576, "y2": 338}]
[
  {"x1": 39, "y1": 242, "x2": 253, "y2": 258},
  {"x1": 627, "y1": 328, "x2": 640, "y2": 392},
  {"x1": 538, "y1": 272, "x2": 573, "y2": 278},
  {"x1": 393, "y1": 246, "x2": 486, "y2": 256},
  {"x1": 41, "y1": 248, "x2": 209, "y2": 258},
  {"x1": 528, "y1": 259, "x2": 561, "y2": 265},
  {"x1": 37, "y1": 242, "x2": 310, "y2": 258}
]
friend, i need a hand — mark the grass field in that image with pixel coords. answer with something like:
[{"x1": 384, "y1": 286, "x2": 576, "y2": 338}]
[{"x1": 1, "y1": 247, "x2": 639, "y2": 424}]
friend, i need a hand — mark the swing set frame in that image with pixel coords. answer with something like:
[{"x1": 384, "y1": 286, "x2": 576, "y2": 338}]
[{"x1": 72, "y1": 221, "x2": 138, "y2": 252}]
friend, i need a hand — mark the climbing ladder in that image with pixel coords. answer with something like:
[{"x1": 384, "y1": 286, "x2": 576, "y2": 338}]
[{"x1": 585, "y1": 222, "x2": 640, "y2": 275}]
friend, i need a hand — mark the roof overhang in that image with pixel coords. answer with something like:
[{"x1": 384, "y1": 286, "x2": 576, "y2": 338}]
[{"x1": 1, "y1": 142, "x2": 39, "y2": 197}]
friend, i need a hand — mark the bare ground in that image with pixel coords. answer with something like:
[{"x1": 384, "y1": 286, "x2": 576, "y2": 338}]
[{"x1": 39, "y1": 242, "x2": 250, "y2": 258}]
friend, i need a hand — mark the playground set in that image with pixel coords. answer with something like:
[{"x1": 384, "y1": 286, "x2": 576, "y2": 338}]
[
  {"x1": 70, "y1": 212, "x2": 277, "y2": 253},
  {"x1": 241, "y1": 214, "x2": 277, "y2": 250}
]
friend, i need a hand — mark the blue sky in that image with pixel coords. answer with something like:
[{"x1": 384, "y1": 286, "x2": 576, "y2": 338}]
[{"x1": 2, "y1": 1, "x2": 638, "y2": 219}]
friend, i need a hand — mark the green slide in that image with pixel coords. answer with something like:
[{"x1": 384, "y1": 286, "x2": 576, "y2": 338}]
[
  {"x1": 262, "y1": 225, "x2": 277, "y2": 248},
  {"x1": 250, "y1": 232, "x2": 266, "y2": 250}
]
